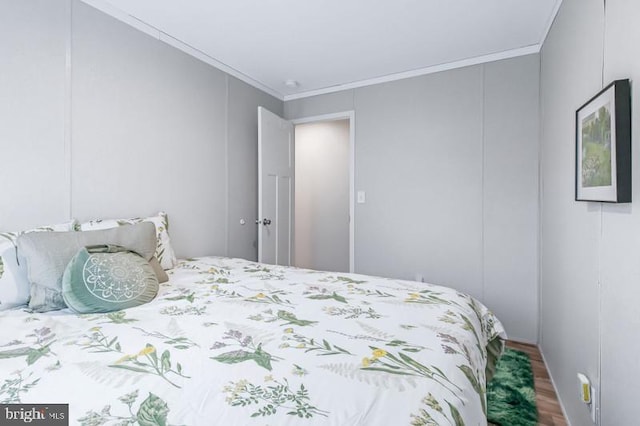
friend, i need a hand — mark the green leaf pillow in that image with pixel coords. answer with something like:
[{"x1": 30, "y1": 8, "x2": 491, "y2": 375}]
[{"x1": 62, "y1": 245, "x2": 159, "y2": 314}]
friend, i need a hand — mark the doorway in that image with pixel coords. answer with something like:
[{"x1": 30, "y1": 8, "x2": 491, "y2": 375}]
[{"x1": 293, "y1": 115, "x2": 353, "y2": 273}]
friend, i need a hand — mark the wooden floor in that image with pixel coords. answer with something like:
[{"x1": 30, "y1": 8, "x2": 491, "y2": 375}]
[{"x1": 506, "y1": 341, "x2": 568, "y2": 426}]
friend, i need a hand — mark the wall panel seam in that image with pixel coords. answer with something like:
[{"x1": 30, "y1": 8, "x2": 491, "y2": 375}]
[
  {"x1": 224, "y1": 75, "x2": 230, "y2": 257},
  {"x1": 480, "y1": 65, "x2": 486, "y2": 304},
  {"x1": 537, "y1": 52, "x2": 544, "y2": 346},
  {"x1": 596, "y1": 2, "x2": 606, "y2": 422},
  {"x1": 65, "y1": 0, "x2": 74, "y2": 220}
]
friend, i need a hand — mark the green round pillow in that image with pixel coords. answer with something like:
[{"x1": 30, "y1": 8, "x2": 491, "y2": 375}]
[{"x1": 62, "y1": 245, "x2": 159, "y2": 314}]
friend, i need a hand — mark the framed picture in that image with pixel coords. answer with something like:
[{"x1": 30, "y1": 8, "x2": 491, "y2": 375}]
[{"x1": 576, "y1": 79, "x2": 631, "y2": 202}]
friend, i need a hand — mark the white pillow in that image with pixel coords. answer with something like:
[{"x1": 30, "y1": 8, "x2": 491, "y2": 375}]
[
  {"x1": 78, "y1": 212, "x2": 177, "y2": 270},
  {"x1": 0, "y1": 221, "x2": 76, "y2": 310}
]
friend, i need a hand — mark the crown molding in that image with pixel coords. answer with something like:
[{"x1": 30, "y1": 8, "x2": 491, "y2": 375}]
[{"x1": 284, "y1": 45, "x2": 541, "y2": 101}]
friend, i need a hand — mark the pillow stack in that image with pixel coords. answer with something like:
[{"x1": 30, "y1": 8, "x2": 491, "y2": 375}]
[
  {"x1": 0, "y1": 211, "x2": 177, "y2": 314},
  {"x1": 18, "y1": 222, "x2": 159, "y2": 312}
]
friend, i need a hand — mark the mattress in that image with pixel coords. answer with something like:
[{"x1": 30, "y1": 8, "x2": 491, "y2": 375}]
[{"x1": 0, "y1": 256, "x2": 506, "y2": 425}]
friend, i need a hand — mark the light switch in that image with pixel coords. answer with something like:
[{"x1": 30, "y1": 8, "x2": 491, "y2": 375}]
[{"x1": 357, "y1": 191, "x2": 366, "y2": 203}]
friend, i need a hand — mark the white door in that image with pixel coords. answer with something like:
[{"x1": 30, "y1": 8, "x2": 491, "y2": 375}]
[{"x1": 258, "y1": 107, "x2": 294, "y2": 266}]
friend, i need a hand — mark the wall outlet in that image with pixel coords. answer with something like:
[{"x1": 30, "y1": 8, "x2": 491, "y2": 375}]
[
  {"x1": 577, "y1": 373, "x2": 591, "y2": 403},
  {"x1": 578, "y1": 372, "x2": 599, "y2": 425}
]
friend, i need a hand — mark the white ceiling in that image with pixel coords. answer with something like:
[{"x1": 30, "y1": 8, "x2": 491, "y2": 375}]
[{"x1": 82, "y1": 0, "x2": 562, "y2": 100}]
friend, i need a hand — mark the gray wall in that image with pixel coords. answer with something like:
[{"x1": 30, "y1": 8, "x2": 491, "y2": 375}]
[
  {"x1": 540, "y1": 0, "x2": 640, "y2": 424},
  {"x1": 286, "y1": 54, "x2": 540, "y2": 343},
  {"x1": 0, "y1": 0, "x2": 282, "y2": 260},
  {"x1": 294, "y1": 120, "x2": 350, "y2": 272},
  {"x1": 0, "y1": 1, "x2": 70, "y2": 228}
]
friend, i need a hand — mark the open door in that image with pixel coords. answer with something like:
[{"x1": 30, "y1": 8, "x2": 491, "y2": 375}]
[{"x1": 258, "y1": 107, "x2": 294, "y2": 266}]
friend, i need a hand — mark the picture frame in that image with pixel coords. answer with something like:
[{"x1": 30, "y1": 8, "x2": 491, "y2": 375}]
[{"x1": 576, "y1": 79, "x2": 631, "y2": 203}]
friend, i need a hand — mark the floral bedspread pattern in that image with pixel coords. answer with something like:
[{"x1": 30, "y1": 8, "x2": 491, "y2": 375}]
[{"x1": 0, "y1": 257, "x2": 505, "y2": 425}]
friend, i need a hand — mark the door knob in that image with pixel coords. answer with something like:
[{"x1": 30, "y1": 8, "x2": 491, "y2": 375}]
[{"x1": 256, "y1": 218, "x2": 272, "y2": 225}]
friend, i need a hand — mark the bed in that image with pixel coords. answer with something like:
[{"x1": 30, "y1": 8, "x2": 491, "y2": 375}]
[{"x1": 0, "y1": 254, "x2": 505, "y2": 425}]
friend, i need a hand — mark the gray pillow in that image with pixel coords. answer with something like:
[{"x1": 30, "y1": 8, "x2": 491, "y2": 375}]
[
  {"x1": 62, "y1": 245, "x2": 159, "y2": 314},
  {"x1": 17, "y1": 222, "x2": 156, "y2": 312}
]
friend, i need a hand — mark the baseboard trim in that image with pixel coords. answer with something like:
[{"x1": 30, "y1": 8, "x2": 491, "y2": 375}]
[
  {"x1": 506, "y1": 337, "x2": 538, "y2": 346},
  {"x1": 538, "y1": 345, "x2": 573, "y2": 426}
]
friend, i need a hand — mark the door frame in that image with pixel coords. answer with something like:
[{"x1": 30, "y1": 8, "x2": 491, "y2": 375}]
[{"x1": 291, "y1": 111, "x2": 355, "y2": 273}]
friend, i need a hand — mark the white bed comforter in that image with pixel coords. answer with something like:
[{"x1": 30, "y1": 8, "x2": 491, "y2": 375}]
[{"x1": 0, "y1": 257, "x2": 506, "y2": 425}]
